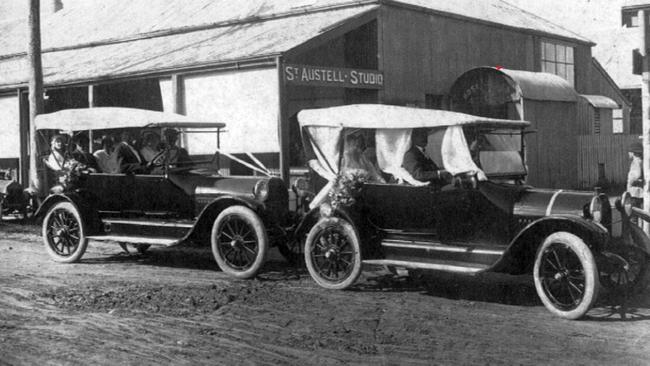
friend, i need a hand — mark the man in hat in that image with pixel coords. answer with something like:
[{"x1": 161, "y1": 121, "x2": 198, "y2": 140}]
[
  {"x1": 627, "y1": 141, "x2": 644, "y2": 211},
  {"x1": 149, "y1": 128, "x2": 190, "y2": 174}
]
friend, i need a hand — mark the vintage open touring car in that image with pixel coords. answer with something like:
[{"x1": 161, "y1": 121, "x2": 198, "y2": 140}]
[
  {"x1": 34, "y1": 107, "x2": 292, "y2": 279},
  {"x1": 296, "y1": 104, "x2": 649, "y2": 319}
]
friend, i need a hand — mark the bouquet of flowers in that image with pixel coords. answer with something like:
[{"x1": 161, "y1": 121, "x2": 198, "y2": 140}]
[
  {"x1": 58, "y1": 159, "x2": 88, "y2": 189},
  {"x1": 328, "y1": 171, "x2": 370, "y2": 209}
]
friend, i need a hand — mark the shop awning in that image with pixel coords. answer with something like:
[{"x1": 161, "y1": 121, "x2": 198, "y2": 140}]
[
  {"x1": 0, "y1": 4, "x2": 378, "y2": 88},
  {"x1": 580, "y1": 95, "x2": 620, "y2": 109}
]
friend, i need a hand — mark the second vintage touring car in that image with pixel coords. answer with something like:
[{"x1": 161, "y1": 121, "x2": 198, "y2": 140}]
[{"x1": 296, "y1": 104, "x2": 649, "y2": 319}]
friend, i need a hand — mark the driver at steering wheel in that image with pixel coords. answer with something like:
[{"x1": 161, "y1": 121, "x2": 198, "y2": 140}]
[{"x1": 149, "y1": 128, "x2": 191, "y2": 174}]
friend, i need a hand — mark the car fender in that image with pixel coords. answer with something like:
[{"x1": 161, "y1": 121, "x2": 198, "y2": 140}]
[
  {"x1": 185, "y1": 195, "x2": 265, "y2": 243},
  {"x1": 491, "y1": 214, "x2": 609, "y2": 274},
  {"x1": 34, "y1": 192, "x2": 102, "y2": 235}
]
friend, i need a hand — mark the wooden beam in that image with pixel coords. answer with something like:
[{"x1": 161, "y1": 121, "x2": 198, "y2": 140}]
[
  {"x1": 277, "y1": 57, "x2": 290, "y2": 182},
  {"x1": 27, "y1": 0, "x2": 44, "y2": 193},
  {"x1": 640, "y1": 9, "x2": 650, "y2": 234}
]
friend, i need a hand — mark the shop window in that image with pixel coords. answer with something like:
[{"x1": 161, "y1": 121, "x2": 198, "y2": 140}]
[
  {"x1": 613, "y1": 109, "x2": 624, "y2": 134},
  {"x1": 541, "y1": 41, "x2": 575, "y2": 87},
  {"x1": 594, "y1": 109, "x2": 601, "y2": 135}
]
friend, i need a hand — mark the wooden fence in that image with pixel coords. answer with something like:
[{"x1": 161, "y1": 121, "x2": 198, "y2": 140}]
[{"x1": 577, "y1": 134, "x2": 639, "y2": 190}]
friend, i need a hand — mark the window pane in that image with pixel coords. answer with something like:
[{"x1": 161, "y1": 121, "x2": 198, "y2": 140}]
[
  {"x1": 557, "y1": 63, "x2": 567, "y2": 79},
  {"x1": 566, "y1": 65, "x2": 575, "y2": 87},
  {"x1": 543, "y1": 61, "x2": 556, "y2": 74},
  {"x1": 613, "y1": 119, "x2": 623, "y2": 134},
  {"x1": 613, "y1": 108, "x2": 623, "y2": 119},
  {"x1": 566, "y1": 46, "x2": 574, "y2": 63},
  {"x1": 556, "y1": 44, "x2": 566, "y2": 62},
  {"x1": 544, "y1": 42, "x2": 556, "y2": 61}
]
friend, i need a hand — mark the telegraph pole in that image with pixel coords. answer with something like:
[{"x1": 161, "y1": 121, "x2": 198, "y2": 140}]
[{"x1": 27, "y1": 0, "x2": 44, "y2": 193}]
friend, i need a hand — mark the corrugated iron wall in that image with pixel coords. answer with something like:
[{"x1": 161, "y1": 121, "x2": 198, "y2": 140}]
[{"x1": 577, "y1": 134, "x2": 639, "y2": 189}]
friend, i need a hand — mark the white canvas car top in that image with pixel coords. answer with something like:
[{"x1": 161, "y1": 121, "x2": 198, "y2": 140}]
[
  {"x1": 299, "y1": 104, "x2": 528, "y2": 208},
  {"x1": 35, "y1": 107, "x2": 225, "y2": 132},
  {"x1": 297, "y1": 104, "x2": 530, "y2": 129}
]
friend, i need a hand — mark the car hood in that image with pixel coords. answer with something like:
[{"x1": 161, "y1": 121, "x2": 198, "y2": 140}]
[
  {"x1": 513, "y1": 187, "x2": 597, "y2": 218},
  {"x1": 167, "y1": 169, "x2": 266, "y2": 198}
]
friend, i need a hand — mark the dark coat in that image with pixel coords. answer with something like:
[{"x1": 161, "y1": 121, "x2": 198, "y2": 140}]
[
  {"x1": 402, "y1": 146, "x2": 440, "y2": 181},
  {"x1": 115, "y1": 142, "x2": 145, "y2": 173},
  {"x1": 71, "y1": 150, "x2": 100, "y2": 172}
]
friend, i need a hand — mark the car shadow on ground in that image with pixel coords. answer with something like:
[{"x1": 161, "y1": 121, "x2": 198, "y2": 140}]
[
  {"x1": 358, "y1": 268, "x2": 650, "y2": 321},
  {"x1": 79, "y1": 244, "x2": 309, "y2": 281},
  {"x1": 357, "y1": 269, "x2": 541, "y2": 307}
]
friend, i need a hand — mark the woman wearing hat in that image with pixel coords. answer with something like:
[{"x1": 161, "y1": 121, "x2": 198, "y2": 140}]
[
  {"x1": 44, "y1": 134, "x2": 68, "y2": 171},
  {"x1": 627, "y1": 141, "x2": 644, "y2": 211}
]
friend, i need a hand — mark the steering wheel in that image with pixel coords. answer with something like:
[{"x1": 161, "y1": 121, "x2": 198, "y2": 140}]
[{"x1": 147, "y1": 149, "x2": 168, "y2": 169}]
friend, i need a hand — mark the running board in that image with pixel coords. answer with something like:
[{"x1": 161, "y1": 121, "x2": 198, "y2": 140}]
[
  {"x1": 86, "y1": 235, "x2": 180, "y2": 246},
  {"x1": 363, "y1": 259, "x2": 486, "y2": 274},
  {"x1": 381, "y1": 239, "x2": 505, "y2": 256}
]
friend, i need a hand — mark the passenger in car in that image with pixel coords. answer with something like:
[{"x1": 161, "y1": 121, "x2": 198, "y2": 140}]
[
  {"x1": 139, "y1": 131, "x2": 161, "y2": 163},
  {"x1": 402, "y1": 129, "x2": 450, "y2": 183},
  {"x1": 116, "y1": 130, "x2": 146, "y2": 174},
  {"x1": 93, "y1": 135, "x2": 121, "y2": 173},
  {"x1": 162, "y1": 128, "x2": 190, "y2": 165},
  {"x1": 341, "y1": 133, "x2": 385, "y2": 183},
  {"x1": 70, "y1": 134, "x2": 99, "y2": 172},
  {"x1": 44, "y1": 134, "x2": 67, "y2": 172}
]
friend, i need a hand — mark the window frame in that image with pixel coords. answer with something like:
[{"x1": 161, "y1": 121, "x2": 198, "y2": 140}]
[{"x1": 540, "y1": 40, "x2": 576, "y2": 87}]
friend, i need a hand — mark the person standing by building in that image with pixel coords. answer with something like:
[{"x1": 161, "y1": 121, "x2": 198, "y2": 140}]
[{"x1": 627, "y1": 141, "x2": 644, "y2": 212}]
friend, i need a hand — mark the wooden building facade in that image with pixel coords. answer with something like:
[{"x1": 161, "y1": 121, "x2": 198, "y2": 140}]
[{"x1": 0, "y1": 0, "x2": 631, "y2": 189}]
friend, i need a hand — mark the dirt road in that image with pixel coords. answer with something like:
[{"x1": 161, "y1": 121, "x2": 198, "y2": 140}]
[{"x1": 1, "y1": 221, "x2": 649, "y2": 365}]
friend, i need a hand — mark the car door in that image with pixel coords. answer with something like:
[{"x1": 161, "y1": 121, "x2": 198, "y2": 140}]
[{"x1": 361, "y1": 183, "x2": 439, "y2": 233}]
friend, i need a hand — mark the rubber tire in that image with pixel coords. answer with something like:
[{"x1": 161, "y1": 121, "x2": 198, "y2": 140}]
[
  {"x1": 211, "y1": 206, "x2": 268, "y2": 279},
  {"x1": 304, "y1": 217, "x2": 362, "y2": 290},
  {"x1": 42, "y1": 201, "x2": 88, "y2": 263},
  {"x1": 533, "y1": 232, "x2": 599, "y2": 320}
]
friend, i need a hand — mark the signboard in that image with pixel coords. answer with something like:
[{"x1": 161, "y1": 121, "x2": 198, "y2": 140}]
[{"x1": 283, "y1": 64, "x2": 384, "y2": 89}]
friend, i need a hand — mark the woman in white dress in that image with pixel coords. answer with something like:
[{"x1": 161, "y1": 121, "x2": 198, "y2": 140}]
[
  {"x1": 340, "y1": 133, "x2": 385, "y2": 183},
  {"x1": 93, "y1": 135, "x2": 122, "y2": 173}
]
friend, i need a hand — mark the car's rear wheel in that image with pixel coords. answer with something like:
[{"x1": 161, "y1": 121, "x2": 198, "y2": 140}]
[
  {"x1": 211, "y1": 206, "x2": 268, "y2": 279},
  {"x1": 533, "y1": 232, "x2": 599, "y2": 320},
  {"x1": 42, "y1": 202, "x2": 88, "y2": 263},
  {"x1": 305, "y1": 217, "x2": 361, "y2": 290}
]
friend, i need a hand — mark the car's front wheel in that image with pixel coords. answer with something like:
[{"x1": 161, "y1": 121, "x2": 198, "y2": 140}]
[
  {"x1": 211, "y1": 206, "x2": 268, "y2": 279},
  {"x1": 42, "y1": 201, "x2": 88, "y2": 263},
  {"x1": 533, "y1": 232, "x2": 599, "y2": 320},
  {"x1": 305, "y1": 217, "x2": 362, "y2": 290}
]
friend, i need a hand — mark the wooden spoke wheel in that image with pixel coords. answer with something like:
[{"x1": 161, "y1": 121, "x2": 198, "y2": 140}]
[
  {"x1": 305, "y1": 217, "x2": 361, "y2": 290},
  {"x1": 533, "y1": 232, "x2": 599, "y2": 320},
  {"x1": 42, "y1": 202, "x2": 88, "y2": 263},
  {"x1": 211, "y1": 206, "x2": 268, "y2": 279}
]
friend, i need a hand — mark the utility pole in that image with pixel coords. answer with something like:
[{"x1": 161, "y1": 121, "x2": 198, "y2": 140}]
[{"x1": 27, "y1": 0, "x2": 44, "y2": 194}]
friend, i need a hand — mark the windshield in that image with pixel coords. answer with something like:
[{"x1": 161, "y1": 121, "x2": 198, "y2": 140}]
[{"x1": 464, "y1": 127, "x2": 526, "y2": 177}]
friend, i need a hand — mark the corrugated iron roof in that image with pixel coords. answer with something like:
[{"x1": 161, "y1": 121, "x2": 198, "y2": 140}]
[
  {"x1": 0, "y1": 0, "x2": 592, "y2": 89},
  {"x1": 497, "y1": 68, "x2": 579, "y2": 102},
  {"x1": 580, "y1": 95, "x2": 620, "y2": 109},
  {"x1": 0, "y1": 5, "x2": 378, "y2": 88}
]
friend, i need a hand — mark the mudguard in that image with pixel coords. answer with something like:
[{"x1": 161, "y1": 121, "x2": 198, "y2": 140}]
[
  {"x1": 35, "y1": 192, "x2": 102, "y2": 235},
  {"x1": 491, "y1": 214, "x2": 609, "y2": 274},
  {"x1": 185, "y1": 195, "x2": 266, "y2": 242}
]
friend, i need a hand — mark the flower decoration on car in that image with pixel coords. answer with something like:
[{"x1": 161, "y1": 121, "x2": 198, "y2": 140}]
[{"x1": 328, "y1": 171, "x2": 369, "y2": 209}]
